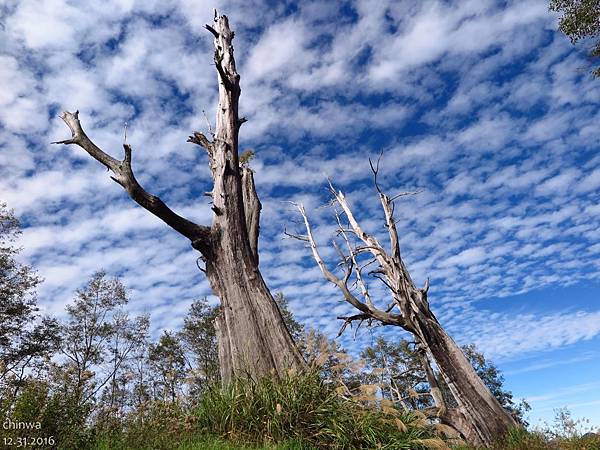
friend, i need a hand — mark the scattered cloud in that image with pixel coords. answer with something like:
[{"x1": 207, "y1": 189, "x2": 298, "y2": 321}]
[{"x1": 1, "y1": 0, "x2": 598, "y2": 376}]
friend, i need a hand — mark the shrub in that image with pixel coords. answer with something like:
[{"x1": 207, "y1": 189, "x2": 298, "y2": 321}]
[{"x1": 1, "y1": 381, "x2": 94, "y2": 450}]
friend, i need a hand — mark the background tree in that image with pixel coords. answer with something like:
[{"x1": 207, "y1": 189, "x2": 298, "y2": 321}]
[
  {"x1": 58, "y1": 272, "x2": 148, "y2": 412},
  {"x1": 148, "y1": 332, "x2": 187, "y2": 403},
  {"x1": 360, "y1": 337, "x2": 430, "y2": 410},
  {"x1": 180, "y1": 298, "x2": 220, "y2": 390},
  {"x1": 0, "y1": 203, "x2": 59, "y2": 405},
  {"x1": 98, "y1": 311, "x2": 150, "y2": 424},
  {"x1": 52, "y1": 12, "x2": 305, "y2": 385},
  {"x1": 550, "y1": 0, "x2": 600, "y2": 76},
  {"x1": 360, "y1": 337, "x2": 530, "y2": 424}
]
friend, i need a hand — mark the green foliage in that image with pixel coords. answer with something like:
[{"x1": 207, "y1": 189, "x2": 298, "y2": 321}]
[
  {"x1": 359, "y1": 338, "x2": 530, "y2": 423},
  {"x1": 239, "y1": 149, "x2": 256, "y2": 167},
  {"x1": 54, "y1": 271, "x2": 148, "y2": 419},
  {"x1": 1, "y1": 380, "x2": 94, "y2": 450},
  {"x1": 94, "y1": 400, "x2": 193, "y2": 450},
  {"x1": 0, "y1": 203, "x2": 59, "y2": 401},
  {"x1": 148, "y1": 331, "x2": 188, "y2": 403},
  {"x1": 181, "y1": 297, "x2": 221, "y2": 387},
  {"x1": 193, "y1": 369, "x2": 443, "y2": 449},
  {"x1": 550, "y1": 0, "x2": 600, "y2": 76},
  {"x1": 360, "y1": 337, "x2": 429, "y2": 408}
]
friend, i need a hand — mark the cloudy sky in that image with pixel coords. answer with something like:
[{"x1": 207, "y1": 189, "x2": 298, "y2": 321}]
[{"x1": 1, "y1": 0, "x2": 599, "y2": 427}]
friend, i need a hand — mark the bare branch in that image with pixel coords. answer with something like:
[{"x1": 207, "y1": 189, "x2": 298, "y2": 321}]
[
  {"x1": 202, "y1": 109, "x2": 214, "y2": 136},
  {"x1": 418, "y1": 346, "x2": 447, "y2": 417},
  {"x1": 328, "y1": 183, "x2": 394, "y2": 278},
  {"x1": 389, "y1": 189, "x2": 422, "y2": 202},
  {"x1": 187, "y1": 131, "x2": 214, "y2": 152},
  {"x1": 335, "y1": 208, "x2": 374, "y2": 308},
  {"x1": 336, "y1": 313, "x2": 370, "y2": 337},
  {"x1": 368, "y1": 150, "x2": 385, "y2": 195},
  {"x1": 283, "y1": 228, "x2": 309, "y2": 242},
  {"x1": 53, "y1": 111, "x2": 211, "y2": 251},
  {"x1": 196, "y1": 256, "x2": 207, "y2": 274},
  {"x1": 295, "y1": 202, "x2": 368, "y2": 311},
  {"x1": 241, "y1": 167, "x2": 261, "y2": 265},
  {"x1": 422, "y1": 277, "x2": 430, "y2": 295},
  {"x1": 215, "y1": 56, "x2": 232, "y2": 90},
  {"x1": 204, "y1": 24, "x2": 219, "y2": 39},
  {"x1": 294, "y1": 202, "x2": 407, "y2": 329},
  {"x1": 380, "y1": 192, "x2": 401, "y2": 264}
]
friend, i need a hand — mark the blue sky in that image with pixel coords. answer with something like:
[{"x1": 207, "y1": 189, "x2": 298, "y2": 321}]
[{"x1": 1, "y1": 0, "x2": 599, "y2": 428}]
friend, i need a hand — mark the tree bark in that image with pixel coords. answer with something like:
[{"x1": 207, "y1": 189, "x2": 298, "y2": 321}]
[
  {"x1": 412, "y1": 304, "x2": 516, "y2": 447},
  {"x1": 53, "y1": 12, "x2": 305, "y2": 385}
]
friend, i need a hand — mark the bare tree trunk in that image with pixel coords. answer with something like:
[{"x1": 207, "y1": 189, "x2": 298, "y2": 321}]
[
  {"x1": 293, "y1": 167, "x2": 518, "y2": 447},
  {"x1": 414, "y1": 307, "x2": 515, "y2": 446},
  {"x1": 414, "y1": 308, "x2": 511, "y2": 445},
  {"x1": 53, "y1": 11, "x2": 305, "y2": 385}
]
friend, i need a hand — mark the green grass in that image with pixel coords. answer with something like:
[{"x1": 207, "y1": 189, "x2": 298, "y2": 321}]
[
  {"x1": 94, "y1": 434, "x2": 313, "y2": 450},
  {"x1": 192, "y1": 369, "x2": 444, "y2": 449},
  {"x1": 8, "y1": 372, "x2": 600, "y2": 450},
  {"x1": 177, "y1": 436, "x2": 316, "y2": 449},
  {"x1": 86, "y1": 370, "x2": 447, "y2": 449},
  {"x1": 455, "y1": 426, "x2": 600, "y2": 450}
]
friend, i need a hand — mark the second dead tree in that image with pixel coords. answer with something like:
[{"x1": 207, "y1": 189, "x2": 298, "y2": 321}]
[{"x1": 291, "y1": 160, "x2": 518, "y2": 447}]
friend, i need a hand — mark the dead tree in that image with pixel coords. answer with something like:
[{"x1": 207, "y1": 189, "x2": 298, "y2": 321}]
[
  {"x1": 53, "y1": 12, "x2": 305, "y2": 384},
  {"x1": 291, "y1": 161, "x2": 518, "y2": 447}
]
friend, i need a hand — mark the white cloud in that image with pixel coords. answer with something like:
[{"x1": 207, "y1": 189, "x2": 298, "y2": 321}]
[{"x1": 0, "y1": 0, "x2": 599, "y2": 373}]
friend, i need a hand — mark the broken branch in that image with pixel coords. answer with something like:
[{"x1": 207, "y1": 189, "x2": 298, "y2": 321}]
[{"x1": 53, "y1": 111, "x2": 211, "y2": 251}]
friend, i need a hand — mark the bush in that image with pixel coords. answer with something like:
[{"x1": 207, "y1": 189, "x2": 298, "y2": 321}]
[{"x1": 1, "y1": 381, "x2": 94, "y2": 450}]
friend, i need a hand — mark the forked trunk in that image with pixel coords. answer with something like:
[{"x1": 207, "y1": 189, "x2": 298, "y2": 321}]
[{"x1": 53, "y1": 11, "x2": 305, "y2": 386}]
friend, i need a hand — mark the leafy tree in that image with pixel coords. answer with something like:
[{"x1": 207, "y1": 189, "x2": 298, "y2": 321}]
[
  {"x1": 57, "y1": 272, "x2": 148, "y2": 412},
  {"x1": 148, "y1": 331, "x2": 187, "y2": 403},
  {"x1": 98, "y1": 310, "x2": 150, "y2": 422},
  {"x1": 180, "y1": 298, "x2": 220, "y2": 389},
  {"x1": 274, "y1": 292, "x2": 305, "y2": 342},
  {"x1": 361, "y1": 337, "x2": 431, "y2": 409},
  {"x1": 0, "y1": 203, "x2": 59, "y2": 404},
  {"x1": 360, "y1": 337, "x2": 530, "y2": 424},
  {"x1": 550, "y1": 0, "x2": 600, "y2": 76}
]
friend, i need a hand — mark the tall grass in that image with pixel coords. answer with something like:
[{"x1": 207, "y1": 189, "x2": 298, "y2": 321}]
[
  {"x1": 193, "y1": 369, "x2": 447, "y2": 449},
  {"x1": 89, "y1": 369, "x2": 449, "y2": 450}
]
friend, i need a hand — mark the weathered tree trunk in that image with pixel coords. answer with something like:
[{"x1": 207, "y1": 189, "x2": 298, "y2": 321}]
[
  {"x1": 294, "y1": 170, "x2": 518, "y2": 447},
  {"x1": 418, "y1": 340, "x2": 481, "y2": 444},
  {"x1": 412, "y1": 301, "x2": 516, "y2": 446},
  {"x1": 53, "y1": 12, "x2": 305, "y2": 385}
]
